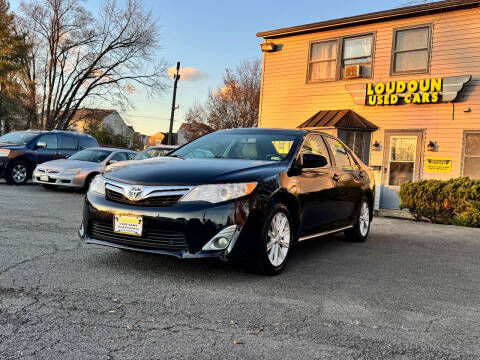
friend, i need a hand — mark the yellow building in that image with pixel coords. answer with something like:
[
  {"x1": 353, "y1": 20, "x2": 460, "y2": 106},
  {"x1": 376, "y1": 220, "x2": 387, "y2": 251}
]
[{"x1": 257, "y1": 0, "x2": 480, "y2": 209}]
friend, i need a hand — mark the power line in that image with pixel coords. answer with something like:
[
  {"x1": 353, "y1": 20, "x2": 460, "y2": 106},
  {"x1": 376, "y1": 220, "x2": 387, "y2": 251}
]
[{"x1": 122, "y1": 114, "x2": 171, "y2": 120}]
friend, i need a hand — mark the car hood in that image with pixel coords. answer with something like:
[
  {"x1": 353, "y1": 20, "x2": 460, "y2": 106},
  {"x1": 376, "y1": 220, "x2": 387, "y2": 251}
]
[
  {"x1": 104, "y1": 158, "x2": 289, "y2": 185},
  {"x1": 37, "y1": 159, "x2": 102, "y2": 172}
]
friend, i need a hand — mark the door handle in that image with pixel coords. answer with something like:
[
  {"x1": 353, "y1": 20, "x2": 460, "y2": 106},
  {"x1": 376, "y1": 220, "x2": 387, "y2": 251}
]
[{"x1": 332, "y1": 173, "x2": 340, "y2": 182}]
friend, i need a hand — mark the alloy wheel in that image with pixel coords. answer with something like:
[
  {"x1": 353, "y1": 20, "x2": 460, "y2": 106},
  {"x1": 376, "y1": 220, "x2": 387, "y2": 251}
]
[
  {"x1": 266, "y1": 212, "x2": 290, "y2": 267},
  {"x1": 359, "y1": 202, "x2": 370, "y2": 237},
  {"x1": 12, "y1": 164, "x2": 27, "y2": 184}
]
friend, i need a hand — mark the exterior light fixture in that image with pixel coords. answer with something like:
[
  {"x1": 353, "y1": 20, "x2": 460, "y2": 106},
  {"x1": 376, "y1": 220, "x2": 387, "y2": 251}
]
[
  {"x1": 260, "y1": 42, "x2": 276, "y2": 52},
  {"x1": 371, "y1": 140, "x2": 382, "y2": 151},
  {"x1": 427, "y1": 140, "x2": 438, "y2": 152}
]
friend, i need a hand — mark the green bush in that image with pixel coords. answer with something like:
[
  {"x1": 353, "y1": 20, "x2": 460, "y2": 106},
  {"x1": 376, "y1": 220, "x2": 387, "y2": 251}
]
[
  {"x1": 452, "y1": 207, "x2": 480, "y2": 227},
  {"x1": 399, "y1": 177, "x2": 480, "y2": 227}
]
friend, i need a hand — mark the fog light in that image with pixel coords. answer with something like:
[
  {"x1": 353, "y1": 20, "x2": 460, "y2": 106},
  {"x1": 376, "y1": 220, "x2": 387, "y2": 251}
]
[{"x1": 202, "y1": 225, "x2": 238, "y2": 251}]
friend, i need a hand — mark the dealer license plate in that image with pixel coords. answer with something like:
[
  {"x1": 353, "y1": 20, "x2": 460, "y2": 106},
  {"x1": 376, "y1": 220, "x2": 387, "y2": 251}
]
[
  {"x1": 40, "y1": 175, "x2": 49, "y2": 182},
  {"x1": 114, "y1": 215, "x2": 143, "y2": 236}
]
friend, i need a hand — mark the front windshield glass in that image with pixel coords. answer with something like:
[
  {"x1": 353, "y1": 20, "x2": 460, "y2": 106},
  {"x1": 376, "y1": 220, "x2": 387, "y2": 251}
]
[
  {"x1": 136, "y1": 148, "x2": 171, "y2": 160},
  {"x1": 68, "y1": 149, "x2": 112, "y2": 163},
  {"x1": 0, "y1": 132, "x2": 39, "y2": 145},
  {"x1": 171, "y1": 132, "x2": 298, "y2": 161}
]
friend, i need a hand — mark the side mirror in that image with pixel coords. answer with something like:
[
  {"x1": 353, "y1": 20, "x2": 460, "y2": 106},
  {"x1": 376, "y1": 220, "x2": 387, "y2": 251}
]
[
  {"x1": 301, "y1": 153, "x2": 329, "y2": 169},
  {"x1": 108, "y1": 159, "x2": 118, "y2": 165},
  {"x1": 36, "y1": 141, "x2": 47, "y2": 149}
]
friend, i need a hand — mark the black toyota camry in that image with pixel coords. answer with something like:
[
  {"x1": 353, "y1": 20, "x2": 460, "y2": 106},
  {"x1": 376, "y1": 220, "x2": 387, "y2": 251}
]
[{"x1": 79, "y1": 128, "x2": 374, "y2": 275}]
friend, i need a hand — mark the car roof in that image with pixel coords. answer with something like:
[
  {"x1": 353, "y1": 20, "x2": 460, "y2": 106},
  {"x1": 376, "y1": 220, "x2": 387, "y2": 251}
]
[
  {"x1": 87, "y1": 147, "x2": 135, "y2": 152},
  {"x1": 215, "y1": 128, "x2": 308, "y2": 136},
  {"x1": 213, "y1": 127, "x2": 336, "y2": 138},
  {"x1": 18, "y1": 129, "x2": 95, "y2": 138},
  {"x1": 146, "y1": 145, "x2": 178, "y2": 149}
]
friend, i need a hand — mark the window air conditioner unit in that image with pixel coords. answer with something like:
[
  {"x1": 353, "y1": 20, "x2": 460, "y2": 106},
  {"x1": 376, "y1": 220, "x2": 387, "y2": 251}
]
[{"x1": 345, "y1": 64, "x2": 362, "y2": 79}]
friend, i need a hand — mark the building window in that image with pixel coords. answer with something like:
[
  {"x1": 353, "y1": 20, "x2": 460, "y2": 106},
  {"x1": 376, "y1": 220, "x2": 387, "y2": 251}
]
[
  {"x1": 343, "y1": 131, "x2": 370, "y2": 164},
  {"x1": 391, "y1": 25, "x2": 431, "y2": 75},
  {"x1": 463, "y1": 132, "x2": 480, "y2": 179},
  {"x1": 308, "y1": 40, "x2": 338, "y2": 82},
  {"x1": 342, "y1": 35, "x2": 373, "y2": 79}
]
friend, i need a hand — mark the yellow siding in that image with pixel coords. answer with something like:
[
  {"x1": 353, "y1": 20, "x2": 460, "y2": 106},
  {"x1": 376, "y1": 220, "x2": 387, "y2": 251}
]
[{"x1": 259, "y1": 7, "x2": 480, "y2": 183}]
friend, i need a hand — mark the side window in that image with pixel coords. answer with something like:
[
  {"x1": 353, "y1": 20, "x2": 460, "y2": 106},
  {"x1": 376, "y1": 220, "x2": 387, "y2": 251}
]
[
  {"x1": 325, "y1": 137, "x2": 352, "y2": 168},
  {"x1": 80, "y1": 137, "x2": 98, "y2": 150},
  {"x1": 110, "y1": 152, "x2": 128, "y2": 162},
  {"x1": 346, "y1": 152, "x2": 360, "y2": 170},
  {"x1": 58, "y1": 135, "x2": 77, "y2": 150},
  {"x1": 127, "y1": 152, "x2": 137, "y2": 160},
  {"x1": 36, "y1": 134, "x2": 57, "y2": 149},
  {"x1": 300, "y1": 134, "x2": 331, "y2": 166}
]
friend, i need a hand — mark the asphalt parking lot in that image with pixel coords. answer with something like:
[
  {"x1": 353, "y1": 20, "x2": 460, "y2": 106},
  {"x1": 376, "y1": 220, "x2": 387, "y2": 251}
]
[{"x1": 1, "y1": 182, "x2": 480, "y2": 359}]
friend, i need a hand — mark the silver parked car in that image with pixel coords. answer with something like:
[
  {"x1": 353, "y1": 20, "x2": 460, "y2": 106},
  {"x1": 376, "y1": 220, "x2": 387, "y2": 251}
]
[
  {"x1": 135, "y1": 145, "x2": 179, "y2": 160},
  {"x1": 33, "y1": 147, "x2": 136, "y2": 190}
]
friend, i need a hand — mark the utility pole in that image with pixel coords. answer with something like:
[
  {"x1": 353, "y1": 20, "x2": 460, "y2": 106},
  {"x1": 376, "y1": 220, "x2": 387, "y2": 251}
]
[{"x1": 168, "y1": 62, "x2": 180, "y2": 145}]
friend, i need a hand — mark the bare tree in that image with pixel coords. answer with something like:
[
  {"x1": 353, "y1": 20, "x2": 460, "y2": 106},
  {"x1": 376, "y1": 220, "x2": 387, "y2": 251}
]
[
  {"x1": 184, "y1": 58, "x2": 261, "y2": 142},
  {"x1": 19, "y1": 0, "x2": 167, "y2": 130}
]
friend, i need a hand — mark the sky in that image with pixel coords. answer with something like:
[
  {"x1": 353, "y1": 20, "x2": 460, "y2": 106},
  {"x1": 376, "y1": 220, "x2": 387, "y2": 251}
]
[{"x1": 11, "y1": 0, "x2": 416, "y2": 135}]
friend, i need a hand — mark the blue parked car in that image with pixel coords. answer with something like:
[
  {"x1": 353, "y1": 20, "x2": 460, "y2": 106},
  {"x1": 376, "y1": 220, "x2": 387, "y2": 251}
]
[{"x1": 0, "y1": 130, "x2": 98, "y2": 185}]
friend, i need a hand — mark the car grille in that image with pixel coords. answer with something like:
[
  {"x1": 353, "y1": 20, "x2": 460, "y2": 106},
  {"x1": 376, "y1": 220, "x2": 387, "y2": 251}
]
[
  {"x1": 105, "y1": 189, "x2": 183, "y2": 207},
  {"x1": 88, "y1": 218, "x2": 188, "y2": 251}
]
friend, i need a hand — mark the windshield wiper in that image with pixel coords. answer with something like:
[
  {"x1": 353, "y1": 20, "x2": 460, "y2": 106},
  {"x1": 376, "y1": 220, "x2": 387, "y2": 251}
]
[{"x1": 170, "y1": 154, "x2": 184, "y2": 159}]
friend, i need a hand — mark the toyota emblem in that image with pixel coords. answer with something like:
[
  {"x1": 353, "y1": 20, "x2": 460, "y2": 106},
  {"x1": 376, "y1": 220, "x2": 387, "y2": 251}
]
[{"x1": 127, "y1": 185, "x2": 144, "y2": 201}]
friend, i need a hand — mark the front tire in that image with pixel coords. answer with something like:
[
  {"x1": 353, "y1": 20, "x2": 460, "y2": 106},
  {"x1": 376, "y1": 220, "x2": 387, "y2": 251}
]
[
  {"x1": 253, "y1": 202, "x2": 294, "y2": 275},
  {"x1": 345, "y1": 200, "x2": 371, "y2": 243},
  {"x1": 82, "y1": 173, "x2": 97, "y2": 192},
  {"x1": 7, "y1": 160, "x2": 30, "y2": 185}
]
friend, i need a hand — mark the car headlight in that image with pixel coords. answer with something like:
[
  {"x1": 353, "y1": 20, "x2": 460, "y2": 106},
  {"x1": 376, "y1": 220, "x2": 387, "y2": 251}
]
[
  {"x1": 63, "y1": 168, "x2": 82, "y2": 175},
  {"x1": 180, "y1": 183, "x2": 257, "y2": 203},
  {"x1": 89, "y1": 175, "x2": 105, "y2": 195},
  {"x1": 0, "y1": 149, "x2": 10, "y2": 157}
]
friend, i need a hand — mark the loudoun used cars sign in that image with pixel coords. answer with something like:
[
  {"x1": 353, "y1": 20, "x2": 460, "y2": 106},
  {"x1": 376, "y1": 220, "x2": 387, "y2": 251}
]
[
  {"x1": 366, "y1": 78, "x2": 442, "y2": 105},
  {"x1": 346, "y1": 75, "x2": 472, "y2": 106}
]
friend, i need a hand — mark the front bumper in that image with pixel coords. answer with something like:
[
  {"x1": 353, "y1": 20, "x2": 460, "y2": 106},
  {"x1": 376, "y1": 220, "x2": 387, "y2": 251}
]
[
  {"x1": 32, "y1": 170, "x2": 86, "y2": 188},
  {"x1": 80, "y1": 191, "x2": 260, "y2": 259},
  {"x1": 0, "y1": 158, "x2": 7, "y2": 178}
]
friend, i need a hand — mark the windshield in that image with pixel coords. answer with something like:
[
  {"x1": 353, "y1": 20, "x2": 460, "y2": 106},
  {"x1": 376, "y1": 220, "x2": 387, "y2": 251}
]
[
  {"x1": 171, "y1": 132, "x2": 298, "y2": 161},
  {"x1": 0, "y1": 132, "x2": 39, "y2": 145},
  {"x1": 68, "y1": 149, "x2": 112, "y2": 163},
  {"x1": 136, "y1": 148, "x2": 171, "y2": 160}
]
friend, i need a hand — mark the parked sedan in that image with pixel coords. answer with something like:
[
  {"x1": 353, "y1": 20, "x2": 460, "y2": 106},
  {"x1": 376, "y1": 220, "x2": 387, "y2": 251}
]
[
  {"x1": 80, "y1": 128, "x2": 374, "y2": 275},
  {"x1": 33, "y1": 147, "x2": 136, "y2": 190}
]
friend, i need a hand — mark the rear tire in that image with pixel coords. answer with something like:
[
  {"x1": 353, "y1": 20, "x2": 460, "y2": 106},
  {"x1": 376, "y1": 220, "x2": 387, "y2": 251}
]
[
  {"x1": 6, "y1": 160, "x2": 30, "y2": 186},
  {"x1": 345, "y1": 200, "x2": 371, "y2": 243},
  {"x1": 251, "y1": 202, "x2": 294, "y2": 275}
]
